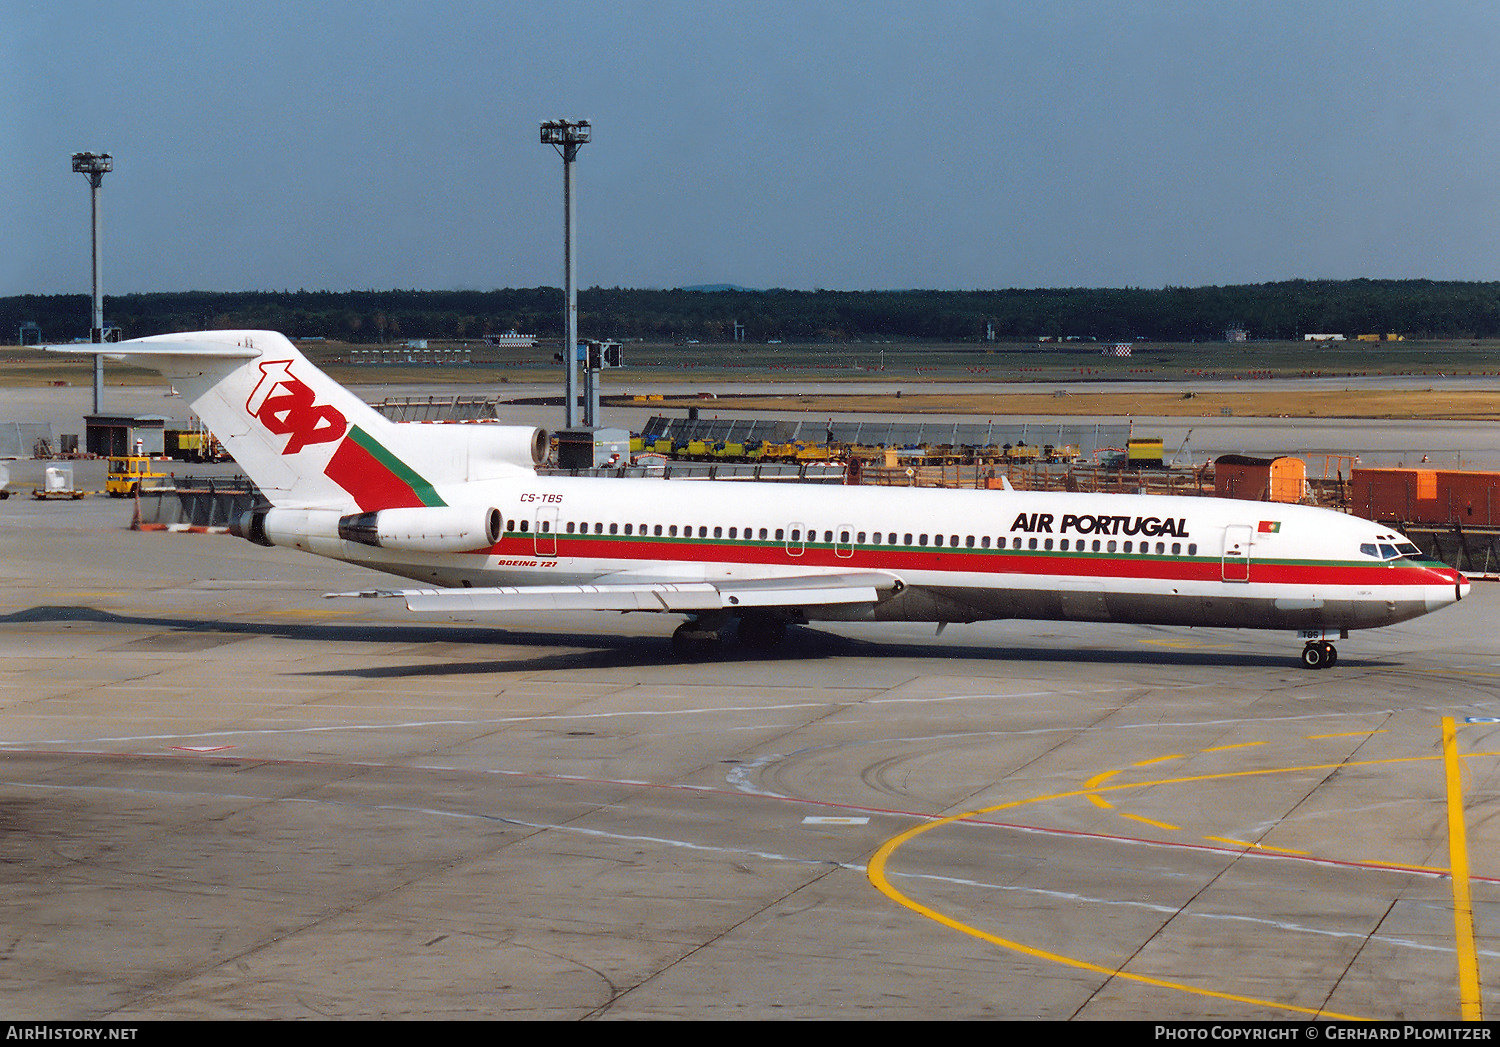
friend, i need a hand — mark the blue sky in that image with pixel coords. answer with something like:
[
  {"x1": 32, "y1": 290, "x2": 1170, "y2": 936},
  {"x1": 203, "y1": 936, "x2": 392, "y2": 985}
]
[{"x1": 6, "y1": 1, "x2": 1500, "y2": 294}]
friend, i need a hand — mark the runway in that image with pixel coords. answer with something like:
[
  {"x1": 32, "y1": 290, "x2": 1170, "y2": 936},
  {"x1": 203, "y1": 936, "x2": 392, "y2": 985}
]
[{"x1": 0, "y1": 495, "x2": 1495, "y2": 1019}]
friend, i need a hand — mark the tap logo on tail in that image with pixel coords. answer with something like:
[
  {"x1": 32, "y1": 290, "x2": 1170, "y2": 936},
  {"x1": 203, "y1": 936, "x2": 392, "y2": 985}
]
[{"x1": 246, "y1": 360, "x2": 347, "y2": 454}]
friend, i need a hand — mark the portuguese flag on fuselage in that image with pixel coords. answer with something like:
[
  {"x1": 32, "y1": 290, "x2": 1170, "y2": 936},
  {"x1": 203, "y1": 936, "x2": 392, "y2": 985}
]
[{"x1": 323, "y1": 425, "x2": 446, "y2": 511}]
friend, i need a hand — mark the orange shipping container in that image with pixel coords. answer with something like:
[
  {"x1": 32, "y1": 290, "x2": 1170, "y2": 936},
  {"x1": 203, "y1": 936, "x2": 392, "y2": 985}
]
[
  {"x1": 1350, "y1": 468, "x2": 1500, "y2": 524},
  {"x1": 1436, "y1": 470, "x2": 1500, "y2": 524},
  {"x1": 1214, "y1": 455, "x2": 1307, "y2": 503}
]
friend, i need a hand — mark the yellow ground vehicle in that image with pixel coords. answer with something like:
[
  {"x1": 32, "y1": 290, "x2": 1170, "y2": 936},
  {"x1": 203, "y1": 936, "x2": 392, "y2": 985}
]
[{"x1": 105, "y1": 456, "x2": 168, "y2": 498}]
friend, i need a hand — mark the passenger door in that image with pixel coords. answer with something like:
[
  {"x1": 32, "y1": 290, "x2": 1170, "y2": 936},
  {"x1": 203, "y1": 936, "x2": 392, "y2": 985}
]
[{"x1": 1221, "y1": 524, "x2": 1251, "y2": 582}]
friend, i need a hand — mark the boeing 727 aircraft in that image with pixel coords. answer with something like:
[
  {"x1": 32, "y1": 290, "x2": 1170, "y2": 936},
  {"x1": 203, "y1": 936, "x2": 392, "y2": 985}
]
[{"x1": 60, "y1": 330, "x2": 1468, "y2": 668}]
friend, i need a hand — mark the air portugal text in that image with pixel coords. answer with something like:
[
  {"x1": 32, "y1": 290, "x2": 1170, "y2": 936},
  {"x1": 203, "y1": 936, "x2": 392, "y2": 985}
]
[{"x1": 1010, "y1": 513, "x2": 1191, "y2": 538}]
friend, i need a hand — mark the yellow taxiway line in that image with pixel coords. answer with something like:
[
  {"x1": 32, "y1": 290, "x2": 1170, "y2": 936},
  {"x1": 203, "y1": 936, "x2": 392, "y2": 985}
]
[{"x1": 1443, "y1": 717, "x2": 1483, "y2": 1021}]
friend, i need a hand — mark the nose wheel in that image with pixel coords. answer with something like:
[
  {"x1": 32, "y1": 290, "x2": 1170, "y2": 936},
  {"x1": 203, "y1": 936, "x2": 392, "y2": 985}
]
[{"x1": 1300, "y1": 641, "x2": 1337, "y2": 669}]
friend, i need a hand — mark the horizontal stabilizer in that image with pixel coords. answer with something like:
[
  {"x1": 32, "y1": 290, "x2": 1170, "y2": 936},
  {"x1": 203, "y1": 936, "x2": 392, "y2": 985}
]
[
  {"x1": 45, "y1": 342, "x2": 260, "y2": 360},
  {"x1": 327, "y1": 571, "x2": 903, "y2": 614}
]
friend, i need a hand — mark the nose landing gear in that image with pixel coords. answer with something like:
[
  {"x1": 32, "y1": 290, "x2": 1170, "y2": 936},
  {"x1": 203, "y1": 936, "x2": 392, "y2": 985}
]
[{"x1": 1297, "y1": 628, "x2": 1346, "y2": 670}]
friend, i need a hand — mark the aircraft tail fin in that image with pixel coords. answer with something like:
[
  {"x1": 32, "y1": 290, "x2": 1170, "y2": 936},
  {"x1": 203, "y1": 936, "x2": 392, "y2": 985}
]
[{"x1": 53, "y1": 330, "x2": 543, "y2": 510}]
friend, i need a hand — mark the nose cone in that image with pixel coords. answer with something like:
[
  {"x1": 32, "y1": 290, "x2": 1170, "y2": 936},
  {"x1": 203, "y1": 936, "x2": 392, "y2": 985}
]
[{"x1": 1427, "y1": 567, "x2": 1470, "y2": 613}]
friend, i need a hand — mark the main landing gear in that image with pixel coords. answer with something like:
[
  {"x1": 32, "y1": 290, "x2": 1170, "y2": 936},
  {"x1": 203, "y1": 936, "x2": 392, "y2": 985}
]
[
  {"x1": 671, "y1": 613, "x2": 789, "y2": 659},
  {"x1": 1300, "y1": 641, "x2": 1338, "y2": 670}
]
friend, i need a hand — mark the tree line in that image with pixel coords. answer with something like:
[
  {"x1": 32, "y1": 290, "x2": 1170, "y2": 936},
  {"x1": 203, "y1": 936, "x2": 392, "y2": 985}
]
[{"x1": 5, "y1": 279, "x2": 1500, "y2": 345}]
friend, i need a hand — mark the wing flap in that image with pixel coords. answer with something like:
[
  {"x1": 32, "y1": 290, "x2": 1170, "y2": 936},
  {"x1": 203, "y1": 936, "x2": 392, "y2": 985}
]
[{"x1": 328, "y1": 571, "x2": 902, "y2": 614}]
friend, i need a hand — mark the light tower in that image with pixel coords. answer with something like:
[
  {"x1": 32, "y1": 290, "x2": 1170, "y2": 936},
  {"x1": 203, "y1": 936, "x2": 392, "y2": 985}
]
[
  {"x1": 540, "y1": 119, "x2": 590, "y2": 428},
  {"x1": 71, "y1": 151, "x2": 113, "y2": 414}
]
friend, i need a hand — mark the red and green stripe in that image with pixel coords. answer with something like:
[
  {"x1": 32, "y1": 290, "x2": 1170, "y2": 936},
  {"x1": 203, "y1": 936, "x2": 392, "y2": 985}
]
[
  {"x1": 495, "y1": 532, "x2": 1459, "y2": 589},
  {"x1": 323, "y1": 425, "x2": 446, "y2": 511}
]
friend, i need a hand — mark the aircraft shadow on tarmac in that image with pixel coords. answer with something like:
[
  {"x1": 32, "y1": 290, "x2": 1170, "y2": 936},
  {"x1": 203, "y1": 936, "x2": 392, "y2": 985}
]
[{"x1": 0, "y1": 603, "x2": 1386, "y2": 677}]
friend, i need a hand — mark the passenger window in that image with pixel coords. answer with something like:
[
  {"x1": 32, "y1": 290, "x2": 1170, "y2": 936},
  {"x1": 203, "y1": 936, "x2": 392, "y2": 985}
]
[
  {"x1": 1188, "y1": 543, "x2": 1197, "y2": 555},
  {"x1": 654, "y1": 525, "x2": 662, "y2": 536},
  {"x1": 609, "y1": 523, "x2": 618, "y2": 534},
  {"x1": 1107, "y1": 540, "x2": 1116, "y2": 552},
  {"x1": 699, "y1": 526, "x2": 707, "y2": 538},
  {"x1": 669, "y1": 525, "x2": 678, "y2": 537},
  {"x1": 919, "y1": 534, "x2": 928, "y2": 546},
  {"x1": 776, "y1": 528, "x2": 785, "y2": 540},
  {"x1": 1028, "y1": 538, "x2": 1037, "y2": 550},
  {"x1": 933, "y1": 534, "x2": 943, "y2": 547},
  {"x1": 1171, "y1": 542, "x2": 1180, "y2": 555},
  {"x1": 714, "y1": 526, "x2": 722, "y2": 538},
  {"x1": 1059, "y1": 539, "x2": 1069, "y2": 551},
  {"x1": 759, "y1": 528, "x2": 768, "y2": 540},
  {"x1": 1044, "y1": 538, "x2": 1053, "y2": 550}
]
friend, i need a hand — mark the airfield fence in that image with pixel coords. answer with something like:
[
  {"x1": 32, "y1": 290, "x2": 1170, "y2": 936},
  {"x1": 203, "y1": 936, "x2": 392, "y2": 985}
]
[
  {"x1": 856, "y1": 461, "x2": 1217, "y2": 496},
  {"x1": 135, "y1": 476, "x2": 263, "y2": 528},
  {"x1": 1393, "y1": 524, "x2": 1500, "y2": 580},
  {"x1": 640, "y1": 415, "x2": 1133, "y2": 461},
  {"x1": 540, "y1": 460, "x2": 848, "y2": 483},
  {"x1": 0, "y1": 421, "x2": 54, "y2": 458},
  {"x1": 371, "y1": 396, "x2": 502, "y2": 422}
]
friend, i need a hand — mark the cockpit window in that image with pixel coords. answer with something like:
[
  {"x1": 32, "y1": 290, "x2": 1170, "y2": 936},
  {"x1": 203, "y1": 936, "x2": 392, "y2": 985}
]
[{"x1": 1364, "y1": 540, "x2": 1431, "y2": 561}]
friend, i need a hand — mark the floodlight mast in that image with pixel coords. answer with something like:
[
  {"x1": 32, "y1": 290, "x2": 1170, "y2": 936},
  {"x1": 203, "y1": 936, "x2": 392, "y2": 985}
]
[
  {"x1": 540, "y1": 120, "x2": 590, "y2": 428},
  {"x1": 71, "y1": 151, "x2": 113, "y2": 414}
]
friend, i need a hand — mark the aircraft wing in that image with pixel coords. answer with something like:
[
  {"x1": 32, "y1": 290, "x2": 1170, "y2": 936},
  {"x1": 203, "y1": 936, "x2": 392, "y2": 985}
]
[{"x1": 327, "y1": 571, "x2": 904, "y2": 613}]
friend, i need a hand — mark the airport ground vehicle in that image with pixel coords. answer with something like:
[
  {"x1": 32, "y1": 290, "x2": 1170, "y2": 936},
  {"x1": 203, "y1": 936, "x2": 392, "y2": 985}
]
[
  {"x1": 105, "y1": 455, "x2": 168, "y2": 498},
  {"x1": 54, "y1": 330, "x2": 1469, "y2": 668}
]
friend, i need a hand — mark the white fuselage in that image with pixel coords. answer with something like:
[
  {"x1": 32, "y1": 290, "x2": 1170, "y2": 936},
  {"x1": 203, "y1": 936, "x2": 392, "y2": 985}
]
[{"x1": 272, "y1": 474, "x2": 1468, "y2": 632}]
